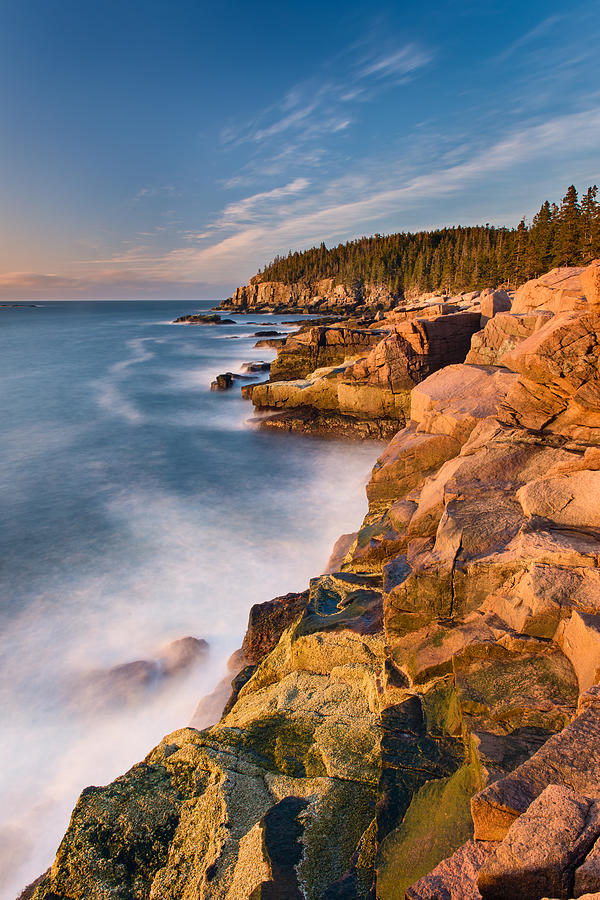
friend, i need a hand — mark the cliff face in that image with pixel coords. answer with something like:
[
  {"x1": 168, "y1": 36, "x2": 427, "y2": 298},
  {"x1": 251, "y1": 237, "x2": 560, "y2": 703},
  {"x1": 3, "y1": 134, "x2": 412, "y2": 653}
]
[
  {"x1": 29, "y1": 262, "x2": 600, "y2": 900},
  {"x1": 218, "y1": 278, "x2": 400, "y2": 314},
  {"x1": 248, "y1": 302, "x2": 484, "y2": 437}
]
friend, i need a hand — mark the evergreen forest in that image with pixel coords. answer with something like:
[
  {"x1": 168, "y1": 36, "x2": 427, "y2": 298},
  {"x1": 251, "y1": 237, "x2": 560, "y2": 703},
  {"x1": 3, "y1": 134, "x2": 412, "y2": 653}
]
[{"x1": 257, "y1": 185, "x2": 600, "y2": 295}]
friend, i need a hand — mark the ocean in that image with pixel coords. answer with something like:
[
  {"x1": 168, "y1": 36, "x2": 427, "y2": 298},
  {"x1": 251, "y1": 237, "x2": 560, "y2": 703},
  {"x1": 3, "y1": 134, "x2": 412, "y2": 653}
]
[{"x1": 0, "y1": 300, "x2": 382, "y2": 898}]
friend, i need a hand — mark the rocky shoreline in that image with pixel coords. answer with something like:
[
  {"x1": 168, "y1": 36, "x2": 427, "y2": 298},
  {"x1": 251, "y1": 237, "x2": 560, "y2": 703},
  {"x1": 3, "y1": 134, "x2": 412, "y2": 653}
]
[
  {"x1": 25, "y1": 261, "x2": 600, "y2": 900},
  {"x1": 217, "y1": 277, "x2": 401, "y2": 316}
]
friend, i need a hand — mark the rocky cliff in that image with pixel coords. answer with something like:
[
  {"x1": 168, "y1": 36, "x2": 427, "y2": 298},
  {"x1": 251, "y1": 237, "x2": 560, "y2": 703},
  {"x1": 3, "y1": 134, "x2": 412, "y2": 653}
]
[
  {"x1": 27, "y1": 261, "x2": 600, "y2": 900},
  {"x1": 218, "y1": 277, "x2": 400, "y2": 315},
  {"x1": 246, "y1": 296, "x2": 492, "y2": 437}
]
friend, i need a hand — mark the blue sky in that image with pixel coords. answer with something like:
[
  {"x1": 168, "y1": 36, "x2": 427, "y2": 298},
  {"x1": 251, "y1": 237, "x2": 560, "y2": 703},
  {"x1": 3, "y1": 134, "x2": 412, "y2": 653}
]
[{"x1": 0, "y1": 0, "x2": 599, "y2": 298}]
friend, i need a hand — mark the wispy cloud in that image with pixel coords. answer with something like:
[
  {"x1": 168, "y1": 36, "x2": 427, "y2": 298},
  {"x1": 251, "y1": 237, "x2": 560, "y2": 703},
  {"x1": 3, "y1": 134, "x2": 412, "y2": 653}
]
[
  {"x1": 0, "y1": 269, "x2": 215, "y2": 300},
  {"x1": 4, "y1": 10, "x2": 599, "y2": 302},
  {"x1": 496, "y1": 14, "x2": 563, "y2": 63},
  {"x1": 6, "y1": 102, "x2": 599, "y2": 300},
  {"x1": 133, "y1": 185, "x2": 180, "y2": 203},
  {"x1": 359, "y1": 42, "x2": 433, "y2": 80},
  {"x1": 74, "y1": 105, "x2": 600, "y2": 288},
  {"x1": 221, "y1": 38, "x2": 433, "y2": 154},
  {"x1": 192, "y1": 177, "x2": 311, "y2": 236}
]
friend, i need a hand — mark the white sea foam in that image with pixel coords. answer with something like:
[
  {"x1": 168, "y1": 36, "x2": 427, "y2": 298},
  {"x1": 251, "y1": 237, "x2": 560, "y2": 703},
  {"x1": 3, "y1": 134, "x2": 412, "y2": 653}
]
[
  {"x1": 0, "y1": 449, "x2": 378, "y2": 899},
  {"x1": 0, "y1": 305, "x2": 381, "y2": 898}
]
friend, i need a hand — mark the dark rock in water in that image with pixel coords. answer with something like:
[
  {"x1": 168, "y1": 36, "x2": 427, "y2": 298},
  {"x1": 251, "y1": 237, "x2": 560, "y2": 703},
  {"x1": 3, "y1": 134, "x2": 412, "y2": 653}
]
[
  {"x1": 241, "y1": 360, "x2": 271, "y2": 373},
  {"x1": 211, "y1": 372, "x2": 235, "y2": 391},
  {"x1": 171, "y1": 313, "x2": 235, "y2": 325},
  {"x1": 76, "y1": 636, "x2": 209, "y2": 711},
  {"x1": 158, "y1": 636, "x2": 209, "y2": 676},
  {"x1": 0, "y1": 303, "x2": 42, "y2": 309},
  {"x1": 253, "y1": 330, "x2": 284, "y2": 337},
  {"x1": 211, "y1": 372, "x2": 253, "y2": 391},
  {"x1": 253, "y1": 406, "x2": 399, "y2": 439},
  {"x1": 100, "y1": 659, "x2": 160, "y2": 701}
]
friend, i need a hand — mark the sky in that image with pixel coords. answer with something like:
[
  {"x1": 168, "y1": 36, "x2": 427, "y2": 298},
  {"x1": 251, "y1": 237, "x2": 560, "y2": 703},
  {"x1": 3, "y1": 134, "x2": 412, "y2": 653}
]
[{"x1": 0, "y1": 0, "x2": 599, "y2": 300}]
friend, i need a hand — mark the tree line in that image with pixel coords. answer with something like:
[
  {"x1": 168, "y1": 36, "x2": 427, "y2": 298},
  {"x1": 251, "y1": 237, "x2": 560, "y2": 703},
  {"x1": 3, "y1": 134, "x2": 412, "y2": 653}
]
[{"x1": 257, "y1": 185, "x2": 600, "y2": 296}]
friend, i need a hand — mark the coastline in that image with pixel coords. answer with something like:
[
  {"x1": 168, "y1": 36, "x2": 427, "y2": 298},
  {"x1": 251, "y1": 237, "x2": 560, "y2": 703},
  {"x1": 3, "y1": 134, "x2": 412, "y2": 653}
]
[
  {"x1": 25, "y1": 260, "x2": 600, "y2": 900},
  {"x1": 0, "y1": 301, "x2": 383, "y2": 900}
]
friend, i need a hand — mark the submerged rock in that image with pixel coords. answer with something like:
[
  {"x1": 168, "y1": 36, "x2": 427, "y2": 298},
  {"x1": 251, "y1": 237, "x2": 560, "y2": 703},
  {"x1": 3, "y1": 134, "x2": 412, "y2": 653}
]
[
  {"x1": 171, "y1": 313, "x2": 236, "y2": 324},
  {"x1": 75, "y1": 637, "x2": 209, "y2": 711},
  {"x1": 210, "y1": 372, "x2": 252, "y2": 391},
  {"x1": 240, "y1": 360, "x2": 271, "y2": 373}
]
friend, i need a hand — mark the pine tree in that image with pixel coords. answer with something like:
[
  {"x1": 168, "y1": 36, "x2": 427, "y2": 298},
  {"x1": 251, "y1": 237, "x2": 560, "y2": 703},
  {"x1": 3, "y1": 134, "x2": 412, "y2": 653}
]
[
  {"x1": 257, "y1": 185, "x2": 598, "y2": 295},
  {"x1": 581, "y1": 186, "x2": 599, "y2": 261},
  {"x1": 529, "y1": 201, "x2": 555, "y2": 274},
  {"x1": 556, "y1": 185, "x2": 581, "y2": 266}
]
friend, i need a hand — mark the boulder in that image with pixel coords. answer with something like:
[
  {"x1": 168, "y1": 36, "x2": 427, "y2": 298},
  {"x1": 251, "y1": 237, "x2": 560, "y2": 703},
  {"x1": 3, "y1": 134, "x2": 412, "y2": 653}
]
[
  {"x1": 582, "y1": 260, "x2": 600, "y2": 306},
  {"x1": 341, "y1": 514, "x2": 408, "y2": 573},
  {"x1": 410, "y1": 364, "x2": 518, "y2": 444},
  {"x1": 406, "y1": 839, "x2": 498, "y2": 899},
  {"x1": 270, "y1": 325, "x2": 382, "y2": 381},
  {"x1": 501, "y1": 311, "x2": 600, "y2": 442},
  {"x1": 240, "y1": 591, "x2": 309, "y2": 665},
  {"x1": 477, "y1": 785, "x2": 600, "y2": 900},
  {"x1": 511, "y1": 267, "x2": 587, "y2": 315},
  {"x1": 479, "y1": 289, "x2": 512, "y2": 325},
  {"x1": 484, "y1": 564, "x2": 600, "y2": 639},
  {"x1": 158, "y1": 636, "x2": 209, "y2": 677},
  {"x1": 556, "y1": 611, "x2": 600, "y2": 694},
  {"x1": 390, "y1": 418, "x2": 578, "y2": 623},
  {"x1": 471, "y1": 691, "x2": 600, "y2": 841},
  {"x1": 211, "y1": 372, "x2": 235, "y2": 391},
  {"x1": 517, "y1": 470, "x2": 600, "y2": 528},
  {"x1": 366, "y1": 424, "x2": 461, "y2": 513},
  {"x1": 575, "y1": 832, "x2": 600, "y2": 896},
  {"x1": 240, "y1": 360, "x2": 271, "y2": 373},
  {"x1": 251, "y1": 363, "x2": 348, "y2": 412},
  {"x1": 254, "y1": 337, "x2": 287, "y2": 349},
  {"x1": 466, "y1": 311, "x2": 553, "y2": 366},
  {"x1": 76, "y1": 637, "x2": 210, "y2": 712},
  {"x1": 324, "y1": 532, "x2": 358, "y2": 573}
]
